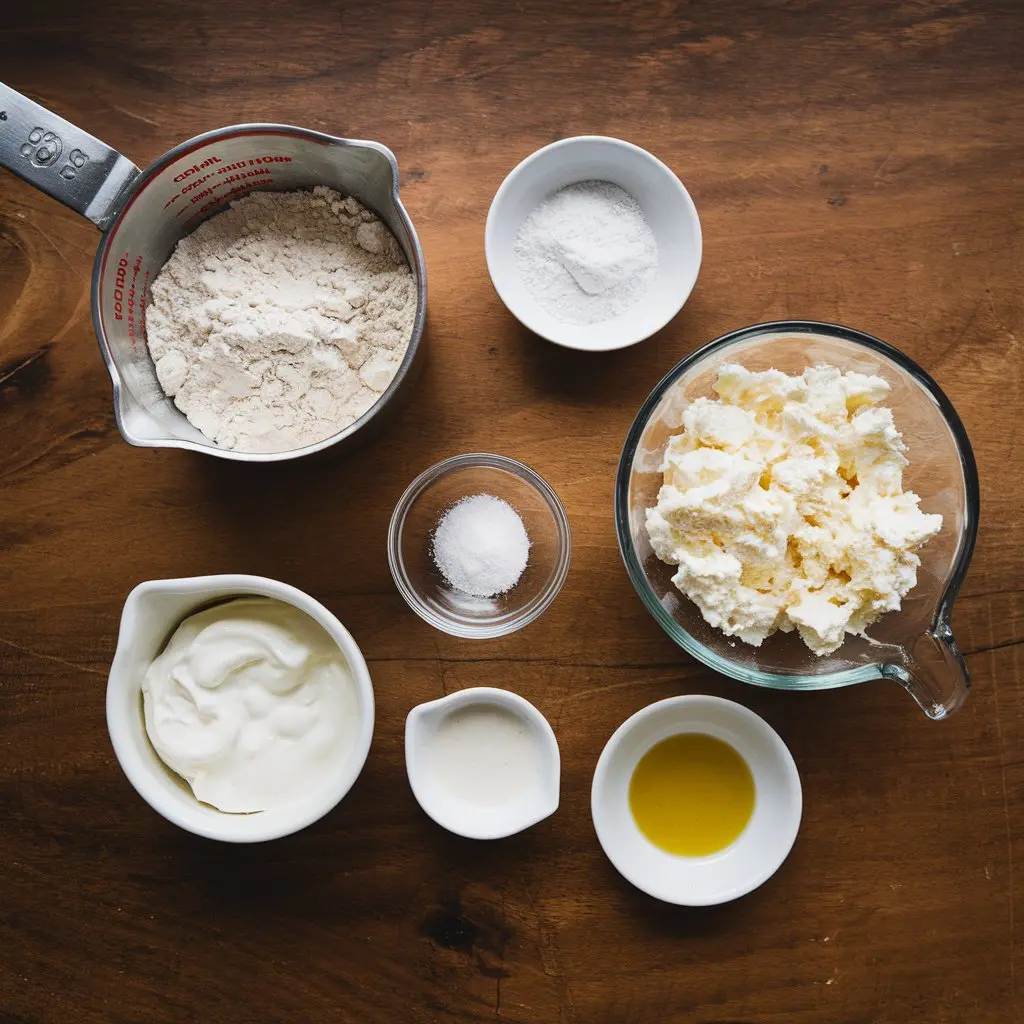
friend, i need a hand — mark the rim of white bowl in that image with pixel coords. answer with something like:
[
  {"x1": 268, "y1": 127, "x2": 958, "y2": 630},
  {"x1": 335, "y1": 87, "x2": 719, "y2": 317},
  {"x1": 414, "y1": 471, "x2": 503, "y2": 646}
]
[
  {"x1": 105, "y1": 574, "x2": 375, "y2": 842},
  {"x1": 484, "y1": 134, "x2": 703, "y2": 352},
  {"x1": 591, "y1": 694, "x2": 802, "y2": 905}
]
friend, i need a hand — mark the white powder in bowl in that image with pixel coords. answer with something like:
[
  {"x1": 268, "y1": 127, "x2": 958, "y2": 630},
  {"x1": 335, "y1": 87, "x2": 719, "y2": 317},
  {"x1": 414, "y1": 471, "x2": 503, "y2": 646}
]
[
  {"x1": 432, "y1": 494, "x2": 531, "y2": 598},
  {"x1": 512, "y1": 180, "x2": 658, "y2": 325}
]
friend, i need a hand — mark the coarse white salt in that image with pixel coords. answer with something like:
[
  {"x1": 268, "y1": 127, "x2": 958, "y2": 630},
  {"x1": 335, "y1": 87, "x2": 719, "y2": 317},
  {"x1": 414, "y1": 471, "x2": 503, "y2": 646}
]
[{"x1": 432, "y1": 494, "x2": 531, "y2": 598}]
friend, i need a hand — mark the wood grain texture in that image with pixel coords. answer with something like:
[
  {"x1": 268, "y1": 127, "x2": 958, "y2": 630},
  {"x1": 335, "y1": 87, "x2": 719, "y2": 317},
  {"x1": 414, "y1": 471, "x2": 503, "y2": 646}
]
[{"x1": 1, "y1": 0, "x2": 1021, "y2": 1021}]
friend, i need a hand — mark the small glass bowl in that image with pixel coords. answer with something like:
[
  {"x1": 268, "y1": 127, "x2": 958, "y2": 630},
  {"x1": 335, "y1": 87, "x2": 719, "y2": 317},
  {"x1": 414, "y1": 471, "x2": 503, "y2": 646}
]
[{"x1": 388, "y1": 453, "x2": 572, "y2": 639}]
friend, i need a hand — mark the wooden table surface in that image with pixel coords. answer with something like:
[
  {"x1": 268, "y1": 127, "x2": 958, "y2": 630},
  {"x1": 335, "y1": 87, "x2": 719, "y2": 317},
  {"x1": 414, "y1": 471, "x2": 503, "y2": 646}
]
[{"x1": 1, "y1": 1, "x2": 1021, "y2": 1021}]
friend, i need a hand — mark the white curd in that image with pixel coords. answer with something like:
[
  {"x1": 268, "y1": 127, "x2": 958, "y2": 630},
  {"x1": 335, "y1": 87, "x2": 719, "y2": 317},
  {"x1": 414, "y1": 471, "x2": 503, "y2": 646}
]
[{"x1": 646, "y1": 363, "x2": 943, "y2": 655}]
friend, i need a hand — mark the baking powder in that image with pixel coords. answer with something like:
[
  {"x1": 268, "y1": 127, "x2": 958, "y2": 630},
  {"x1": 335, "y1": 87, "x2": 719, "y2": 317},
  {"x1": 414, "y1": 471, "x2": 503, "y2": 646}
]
[{"x1": 512, "y1": 180, "x2": 658, "y2": 325}]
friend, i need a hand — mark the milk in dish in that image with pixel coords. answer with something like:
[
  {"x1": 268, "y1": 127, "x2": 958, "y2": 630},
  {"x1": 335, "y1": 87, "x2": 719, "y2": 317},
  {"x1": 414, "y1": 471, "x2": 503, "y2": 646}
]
[{"x1": 420, "y1": 704, "x2": 544, "y2": 807}]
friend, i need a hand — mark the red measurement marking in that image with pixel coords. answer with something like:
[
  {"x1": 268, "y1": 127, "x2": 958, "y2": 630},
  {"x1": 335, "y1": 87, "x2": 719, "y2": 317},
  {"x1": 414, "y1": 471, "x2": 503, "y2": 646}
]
[
  {"x1": 100, "y1": 129, "x2": 329, "y2": 348},
  {"x1": 172, "y1": 155, "x2": 222, "y2": 183},
  {"x1": 180, "y1": 172, "x2": 218, "y2": 194},
  {"x1": 164, "y1": 155, "x2": 292, "y2": 208},
  {"x1": 126, "y1": 255, "x2": 144, "y2": 353},
  {"x1": 138, "y1": 270, "x2": 150, "y2": 352},
  {"x1": 175, "y1": 169, "x2": 274, "y2": 217},
  {"x1": 112, "y1": 254, "x2": 129, "y2": 321}
]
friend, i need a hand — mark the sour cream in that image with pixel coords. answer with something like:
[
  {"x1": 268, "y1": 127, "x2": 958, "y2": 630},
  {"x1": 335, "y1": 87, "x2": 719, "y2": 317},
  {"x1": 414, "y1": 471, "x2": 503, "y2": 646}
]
[{"x1": 141, "y1": 597, "x2": 357, "y2": 813}]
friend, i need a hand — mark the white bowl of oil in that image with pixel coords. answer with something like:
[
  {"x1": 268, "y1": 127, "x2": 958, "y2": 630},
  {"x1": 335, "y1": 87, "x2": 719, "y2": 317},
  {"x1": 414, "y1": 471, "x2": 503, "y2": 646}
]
[{"x1": 591, "y1": 694, "x2": 801, "y2": 905}]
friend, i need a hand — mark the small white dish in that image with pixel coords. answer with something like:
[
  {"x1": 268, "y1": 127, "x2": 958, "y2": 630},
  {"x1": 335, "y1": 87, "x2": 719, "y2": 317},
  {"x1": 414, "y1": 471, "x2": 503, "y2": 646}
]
[
  {"x1": 485, "y1": 135, "x2": 702, "y2": 352},
  {"x1": 406, "y1": 687, "x2": 560, "y2": 839},
  {"x1": 591, "y1": 695, "x2": 801, "y2": 905},
  {"x1": 106, "y1": 575, "x2": 374, "y2": 843}
]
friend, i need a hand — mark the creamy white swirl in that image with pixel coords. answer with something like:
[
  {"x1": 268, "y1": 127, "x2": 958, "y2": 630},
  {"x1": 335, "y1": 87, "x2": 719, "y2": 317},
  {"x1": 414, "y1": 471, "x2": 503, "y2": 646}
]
[{"x1": 141, "y1": 597, "x2": 357, "y2": 813}]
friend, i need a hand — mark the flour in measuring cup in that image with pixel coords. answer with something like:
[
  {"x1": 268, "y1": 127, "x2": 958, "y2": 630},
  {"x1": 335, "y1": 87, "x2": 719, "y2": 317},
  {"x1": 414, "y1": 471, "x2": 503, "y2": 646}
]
[{"x1": 146, "y1": 187, "x2": 416, "y2": 453}]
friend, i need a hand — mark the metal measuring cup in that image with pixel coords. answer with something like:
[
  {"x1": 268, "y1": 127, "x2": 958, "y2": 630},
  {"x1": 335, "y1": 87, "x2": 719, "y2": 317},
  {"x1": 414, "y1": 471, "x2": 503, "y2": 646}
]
[{"x1": 0, "y1": 83, "x2": 427, "y2": 462}]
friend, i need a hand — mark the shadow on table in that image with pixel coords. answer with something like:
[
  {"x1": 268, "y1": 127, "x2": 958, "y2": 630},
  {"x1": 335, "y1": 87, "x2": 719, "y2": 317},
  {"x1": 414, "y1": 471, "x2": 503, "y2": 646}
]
[{"x1": 509, "y1": 294, "x2": 712, "y2": 407}]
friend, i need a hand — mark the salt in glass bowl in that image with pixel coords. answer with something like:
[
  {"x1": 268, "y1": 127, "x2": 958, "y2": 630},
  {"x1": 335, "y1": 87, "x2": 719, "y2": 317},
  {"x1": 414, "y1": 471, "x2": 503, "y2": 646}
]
[
  {"x1": 615, "y1": 321, "x2": 980, "y2": 720},
  {"x1": 388, "y1": 453, "x2": 572, "y2": 639}
]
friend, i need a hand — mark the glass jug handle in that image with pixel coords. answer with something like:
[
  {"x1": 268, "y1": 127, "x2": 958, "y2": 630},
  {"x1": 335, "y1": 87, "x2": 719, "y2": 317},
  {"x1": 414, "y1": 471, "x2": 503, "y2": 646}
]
[
  {"x1": 880, "y1": 619, "x2": 971, "y2": 720},
  {"x1": 0, "y1": 82, "x2": 139, "y2": 230}
]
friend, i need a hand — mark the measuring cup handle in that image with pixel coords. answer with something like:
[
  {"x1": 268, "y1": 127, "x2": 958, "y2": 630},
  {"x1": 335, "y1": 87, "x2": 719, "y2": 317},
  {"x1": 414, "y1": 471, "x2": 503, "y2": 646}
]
[
  {"x1": 880, "y1": 619, "x2": 971, "y2": 721},
  {"x1": 0, "y1": 82, "x2": 140, "y2": 230}
]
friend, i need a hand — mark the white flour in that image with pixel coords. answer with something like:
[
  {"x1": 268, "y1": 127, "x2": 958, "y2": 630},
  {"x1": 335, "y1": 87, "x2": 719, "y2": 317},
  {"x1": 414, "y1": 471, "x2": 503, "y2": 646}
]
[
  {"x1": 512, "y1": 180, "x2": 658, "y2": 325},
  {"x1": 146, "y1": 186, "x2": 416, "y2": 453}
]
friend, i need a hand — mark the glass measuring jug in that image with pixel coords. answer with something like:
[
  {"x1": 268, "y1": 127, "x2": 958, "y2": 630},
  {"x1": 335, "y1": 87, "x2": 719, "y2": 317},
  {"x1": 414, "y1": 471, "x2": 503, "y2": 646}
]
[
  {"x1": 0, "y1": 83, "x2": 427, "y2": 461},
  {"x1": 616, "y1": 321, "x2": 980, "y2": 720}
]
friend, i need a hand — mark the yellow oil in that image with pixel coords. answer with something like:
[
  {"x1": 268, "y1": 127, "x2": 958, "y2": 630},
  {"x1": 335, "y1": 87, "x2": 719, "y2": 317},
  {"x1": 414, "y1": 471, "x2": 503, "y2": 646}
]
[{"x1": 629, "y1": 733, "x2": 755, "y2": 856}]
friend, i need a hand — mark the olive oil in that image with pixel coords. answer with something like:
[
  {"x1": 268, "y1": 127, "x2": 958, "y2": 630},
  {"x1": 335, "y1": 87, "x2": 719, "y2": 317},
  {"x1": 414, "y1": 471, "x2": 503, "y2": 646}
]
[{"x1": 629, "y1": 733, "x2": 755, "y2": 856}]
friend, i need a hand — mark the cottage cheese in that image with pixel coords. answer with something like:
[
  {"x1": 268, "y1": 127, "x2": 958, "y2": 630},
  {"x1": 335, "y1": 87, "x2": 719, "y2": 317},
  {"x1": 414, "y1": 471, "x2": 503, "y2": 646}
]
[{"x1": 646, "y1": 363, "x2": 943, "y2": 655}]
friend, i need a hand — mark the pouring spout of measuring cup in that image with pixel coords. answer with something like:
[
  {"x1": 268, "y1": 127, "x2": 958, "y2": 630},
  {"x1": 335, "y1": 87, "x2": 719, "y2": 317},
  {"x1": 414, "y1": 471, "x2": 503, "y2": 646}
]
[
  {"x1": 0, "y1": 82, "x2": 140, "y2": 229},
  {"x1": 879, "y1": 619, "x2": 971, "y2": 720}
]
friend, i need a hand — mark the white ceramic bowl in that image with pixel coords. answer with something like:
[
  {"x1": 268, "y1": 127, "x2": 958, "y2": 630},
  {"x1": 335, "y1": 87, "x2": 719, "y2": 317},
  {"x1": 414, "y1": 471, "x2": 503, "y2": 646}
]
[
  {"x1": 406, "y1": 687, "x2": 560, "y2": 839},
  {"x1": 591, "y1": 695, "x2": 801, "y2": 905},
  {"x1": 485, "y1": 135, "x2": 702, "y2": 351},
  {"x1": 106, "y1": 575, "x2": 375, "y2": 842}
]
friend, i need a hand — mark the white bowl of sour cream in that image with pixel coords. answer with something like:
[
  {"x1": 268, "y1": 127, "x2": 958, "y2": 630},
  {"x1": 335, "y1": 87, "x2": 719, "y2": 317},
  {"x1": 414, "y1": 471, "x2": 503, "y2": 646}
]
[{"x1": 106, "y1": 575, "x2": 374, "y2": 842}]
